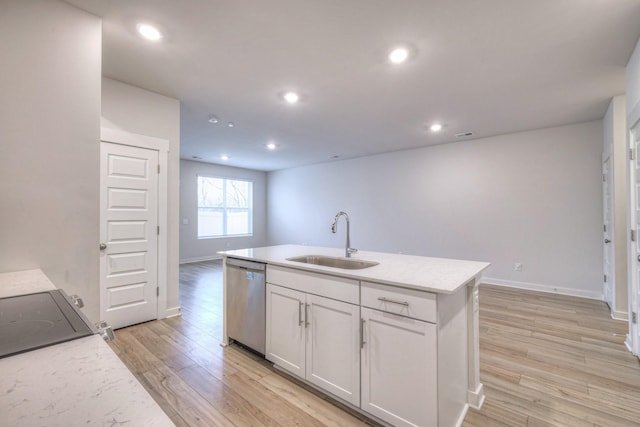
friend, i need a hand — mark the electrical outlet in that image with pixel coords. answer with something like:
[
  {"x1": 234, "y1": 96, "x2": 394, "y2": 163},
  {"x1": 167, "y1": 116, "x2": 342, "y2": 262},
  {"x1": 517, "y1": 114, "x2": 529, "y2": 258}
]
[{"x1": 514, "y1": 262, "x2": 523, "y2": 272}]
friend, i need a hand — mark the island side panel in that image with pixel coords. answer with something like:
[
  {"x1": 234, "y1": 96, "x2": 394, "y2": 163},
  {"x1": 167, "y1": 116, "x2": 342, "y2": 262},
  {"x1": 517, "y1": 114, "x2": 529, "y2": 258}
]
[
  {"x1": 437, "y1": 286, "x2": 469, "y2": 427},
  {"x1": 466, "y1": 277, "x2": 484, "y2": 408},
  {"x1": 221, "y1": 257, "x2": 229, "y2": 346}
]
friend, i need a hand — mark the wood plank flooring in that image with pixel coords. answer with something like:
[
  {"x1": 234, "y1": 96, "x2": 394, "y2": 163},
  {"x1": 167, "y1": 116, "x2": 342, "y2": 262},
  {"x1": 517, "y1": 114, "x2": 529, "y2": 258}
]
[{"x1": 109, "y1": 261, "x2": 640, "y2": 426}]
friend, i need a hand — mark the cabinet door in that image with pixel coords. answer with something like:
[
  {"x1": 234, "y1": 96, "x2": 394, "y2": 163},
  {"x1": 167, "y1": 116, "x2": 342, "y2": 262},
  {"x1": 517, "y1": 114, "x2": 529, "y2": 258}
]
[
  {"x1": 361, "y1": 307, "x2": 437, "y2": 427},
  {"x1": 305, "y1": 294, "x2": 361, "y2": 406},
  {"x1": 265, "y1": 283, "x2": 306, "y2": 378}
]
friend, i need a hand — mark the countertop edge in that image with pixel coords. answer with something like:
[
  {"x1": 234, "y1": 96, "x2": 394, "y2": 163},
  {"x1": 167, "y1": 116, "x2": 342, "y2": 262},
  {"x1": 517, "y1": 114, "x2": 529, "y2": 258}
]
[{"x1": 219, "y1": 245, "x2": 490, "y2": 294}]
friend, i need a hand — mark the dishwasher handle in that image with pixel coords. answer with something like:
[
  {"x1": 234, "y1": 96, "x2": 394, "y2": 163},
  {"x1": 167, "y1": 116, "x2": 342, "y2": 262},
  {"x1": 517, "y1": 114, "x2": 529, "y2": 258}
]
[{"x1": 226, "y1": 258, "x2": 266, "y2": 272}]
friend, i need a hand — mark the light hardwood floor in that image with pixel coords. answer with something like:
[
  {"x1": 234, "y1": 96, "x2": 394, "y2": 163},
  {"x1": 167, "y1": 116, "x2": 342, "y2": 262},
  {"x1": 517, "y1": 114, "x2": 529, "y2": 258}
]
[{"x1": 109, "y1": 261, "x2": 640, "y2": 426}]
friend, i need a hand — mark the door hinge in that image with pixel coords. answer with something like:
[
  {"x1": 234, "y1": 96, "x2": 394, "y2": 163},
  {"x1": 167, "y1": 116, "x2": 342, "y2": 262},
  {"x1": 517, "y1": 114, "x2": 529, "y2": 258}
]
[
  {"x1": 631, "y1": 148, "x2": 635, "y2": 161},
  {"x1": 157, "y1": 225, "x2": 160, "y2": 235},
  {"x1": 633, "y1": 312, "x2": 637, "y2": 325},
  {"x1": 604, "y1": 274, "x2": 607, "y2": 283},
  {"x1": 604, "y1": 224, "x2": 607, "y2": 232},
  {"x1": 157, "y1": 164, "x2": 160, "y2": 174},
  {"x1": 157, "y1": 287, "x2": 160, "y2": 297},
  {"x1": 632, "y1": 229, "x2": 636, "y2": 242},
  {"x1": 602, "y1": 174, "x2": 606, "y2": 182}
]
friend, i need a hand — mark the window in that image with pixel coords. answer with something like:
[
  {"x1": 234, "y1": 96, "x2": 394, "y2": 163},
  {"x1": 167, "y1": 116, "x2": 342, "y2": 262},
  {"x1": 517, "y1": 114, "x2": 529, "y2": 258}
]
[{"x1": 197, "y1": 176, "x2": 253, "y2": 238}]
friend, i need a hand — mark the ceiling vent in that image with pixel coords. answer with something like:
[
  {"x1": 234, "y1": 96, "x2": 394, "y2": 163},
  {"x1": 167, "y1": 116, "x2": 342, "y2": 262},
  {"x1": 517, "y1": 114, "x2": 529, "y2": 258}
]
[{"x1": 455, "y1": 132, "x2": 473, "y2": 138}]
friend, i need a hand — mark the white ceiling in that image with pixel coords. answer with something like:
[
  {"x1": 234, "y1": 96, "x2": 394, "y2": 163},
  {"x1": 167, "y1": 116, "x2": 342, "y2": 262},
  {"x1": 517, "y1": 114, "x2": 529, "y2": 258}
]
[{"x1": 66, "y1": 0, "x2": 640, "y2": 171}]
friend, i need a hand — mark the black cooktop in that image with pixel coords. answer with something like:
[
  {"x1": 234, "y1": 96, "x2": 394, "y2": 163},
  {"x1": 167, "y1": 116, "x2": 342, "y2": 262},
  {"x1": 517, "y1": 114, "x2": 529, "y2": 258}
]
[{"x1": 0, "y1": 290, "x2": 95, "y2": 358}]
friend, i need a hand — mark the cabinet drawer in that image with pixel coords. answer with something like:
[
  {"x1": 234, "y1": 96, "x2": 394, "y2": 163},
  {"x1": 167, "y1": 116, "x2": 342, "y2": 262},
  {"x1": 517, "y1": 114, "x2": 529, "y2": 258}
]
[
  {"x1": 267, "y1": 265, "x2": 359, "y2": 304},
  {"x1": 361, "y1": 281, "x2": 436, "y2": 323}
]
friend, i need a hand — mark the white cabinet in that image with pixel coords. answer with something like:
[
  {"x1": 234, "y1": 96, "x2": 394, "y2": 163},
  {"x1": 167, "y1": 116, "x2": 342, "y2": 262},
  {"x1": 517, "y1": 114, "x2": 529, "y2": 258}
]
[
  {"x1": 361, "y1": 307, "x2": 437, "y2": 427},
  {"x1": 265, "y1": 267, "x2": 470, "y2": 427},
  {"x1": 265, "y1": 283, "x2": 306, "y2": 377},
  {"x1": 265, "y1": 281, "x2": 361, "y2": 406}
]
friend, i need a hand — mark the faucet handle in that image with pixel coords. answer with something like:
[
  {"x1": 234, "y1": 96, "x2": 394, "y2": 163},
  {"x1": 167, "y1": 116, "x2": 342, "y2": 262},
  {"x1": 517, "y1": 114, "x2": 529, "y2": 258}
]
[{"x1": 347, "y1": 247, "x2": 358, "y2": 256}]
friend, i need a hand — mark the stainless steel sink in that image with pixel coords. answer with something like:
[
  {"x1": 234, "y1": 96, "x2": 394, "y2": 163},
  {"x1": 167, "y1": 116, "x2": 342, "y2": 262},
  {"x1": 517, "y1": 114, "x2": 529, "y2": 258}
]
[{"x1": 286, "y1": 255, "x2": 379, "y2": 270}]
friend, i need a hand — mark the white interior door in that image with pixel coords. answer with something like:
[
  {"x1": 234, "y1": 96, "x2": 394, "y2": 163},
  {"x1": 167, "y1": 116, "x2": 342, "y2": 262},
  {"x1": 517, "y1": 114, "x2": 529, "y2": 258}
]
[
  {"x1": 631, "y1": 122, "x2": 640, "y2": 356},
  {"x1": 603, "y1": 154, "x2": 614, "y2": 309},
  {"x1": 100, "y1": 141, "x2": 159, "y2": 329}
]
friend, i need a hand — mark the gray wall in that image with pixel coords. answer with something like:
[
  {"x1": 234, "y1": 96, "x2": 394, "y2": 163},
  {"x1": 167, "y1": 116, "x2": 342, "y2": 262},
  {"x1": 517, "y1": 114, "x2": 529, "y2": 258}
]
[
  {"x1": 267, "y1": 121, "x2": 604, "y2": 299},
  {"x1": 180, "y1": 160, "x2": 267, "y2": 262},
  {"x1": 628, "y1": 37, "x2": 640, "y2": 117},
  {"x1": 0, "y1": 0, "x2": 101, "y2": 319},
  {"x1": 101, "y1": 78, "x2": 181, "y2": 314}
]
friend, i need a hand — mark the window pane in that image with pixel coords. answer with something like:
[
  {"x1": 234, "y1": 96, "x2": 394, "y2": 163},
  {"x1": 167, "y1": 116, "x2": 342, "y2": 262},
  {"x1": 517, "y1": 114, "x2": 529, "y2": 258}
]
[
  {"x1": 227, "y1": 210, "x2": 249, "y2": 235},
  {"x1": 198, "y1": 177, "x2": 224, "y2": 207},
  {"x1": 198, "y1": 208, "x2": 223, "y2": 237},
  {"x1": 226, "y1": 180, "x2": 250, "y2": 208}
]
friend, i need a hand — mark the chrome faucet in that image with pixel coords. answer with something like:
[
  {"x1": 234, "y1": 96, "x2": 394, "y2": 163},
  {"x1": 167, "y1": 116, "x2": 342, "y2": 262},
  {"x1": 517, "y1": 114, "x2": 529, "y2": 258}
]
[{"x1": 331, "y1": 211, "x2": 358, "y2": 258}]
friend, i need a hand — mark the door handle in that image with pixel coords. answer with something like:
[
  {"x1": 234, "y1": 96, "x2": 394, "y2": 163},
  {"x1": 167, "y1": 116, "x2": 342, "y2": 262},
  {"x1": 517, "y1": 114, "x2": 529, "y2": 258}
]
[
  {"x1": 298, "y1": 301, "x2": 304, "y2": 326},
  {"x1": 378, "y1": 297, "x2": 410, "y2": 307},
  {"x1": 360, "y1": 318, "x2": 366, "y2": 349},
  {"x1": 637, "y1": 255, "x2": 640, "y2": 263},
  {"x1": 305, "y1": 303, "x2": 310, "y2": 328},
  {"x1": 604, "y1": 239, "x2": 611, "y2": 244},
  {"x1": 99, "y1": 243, "x2": 107, "y2": 250}
]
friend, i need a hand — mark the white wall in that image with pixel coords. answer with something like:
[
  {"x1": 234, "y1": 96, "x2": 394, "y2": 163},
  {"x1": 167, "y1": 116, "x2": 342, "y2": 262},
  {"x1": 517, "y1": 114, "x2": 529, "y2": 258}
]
[
  {"x1": 627, "y1": 37, "x2": 640, "y2": 120},
  {"x1": 603, "y1": 95, "x2": 628, "y2": 319},
  {"x1": 101, "y1": 78, "x2": 181, "y2": 315},
  {"x1": 179, "y1": 160, "x2": 267, "y2": 262},
  {"x1": 0, "y1": 1, "x2": 101, "y2": 319},
  {"x1": 267, "y1": 121, "x2": 604, "y2": 299}
]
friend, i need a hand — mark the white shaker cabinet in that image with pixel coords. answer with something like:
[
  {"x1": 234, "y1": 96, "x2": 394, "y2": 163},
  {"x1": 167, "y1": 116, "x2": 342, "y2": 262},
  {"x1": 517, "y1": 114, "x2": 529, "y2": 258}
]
[
  {"x1": 265, "y1": 283, "x2": 306, "y2": 378},
  {"x1": 361, "y1": 307, "x2": 437, "y2": 427},
  {"x1": 265, "y1": 274, "x2": 361, "y2": 406}
]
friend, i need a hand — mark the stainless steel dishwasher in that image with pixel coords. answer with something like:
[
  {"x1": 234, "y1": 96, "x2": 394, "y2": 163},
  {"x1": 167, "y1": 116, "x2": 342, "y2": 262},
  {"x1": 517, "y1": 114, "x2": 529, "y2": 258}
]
[{"x1": 226, "y1": 257, "x2": 266, "y2": 355}]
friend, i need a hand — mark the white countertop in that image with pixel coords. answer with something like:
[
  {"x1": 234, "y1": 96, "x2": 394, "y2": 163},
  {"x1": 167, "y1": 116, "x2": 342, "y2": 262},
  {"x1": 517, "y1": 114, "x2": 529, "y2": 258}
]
[
  {"x1": 0, "y1": 269, "x2": 174, "y2": 427},
  {"x1": 219, "y1": 245, "x2": 490, "y2": 294}
]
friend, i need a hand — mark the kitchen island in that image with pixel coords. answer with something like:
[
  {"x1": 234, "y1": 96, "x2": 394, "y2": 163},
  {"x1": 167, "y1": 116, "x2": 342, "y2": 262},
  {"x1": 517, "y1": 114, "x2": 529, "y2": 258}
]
[
  {"x1": 0, "y1": 269, "x2": 174, "y2": 427},
  {"x1": 220, "y1": 244, "x2": 490, "y2": 427}
]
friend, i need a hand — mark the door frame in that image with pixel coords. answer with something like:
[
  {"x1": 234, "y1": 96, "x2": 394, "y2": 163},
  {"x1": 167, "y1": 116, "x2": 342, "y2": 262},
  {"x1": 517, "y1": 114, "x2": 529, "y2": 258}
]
[
  {"x1": 602, "y1": 152, "x2": 615, "y2": 312},
  {"x1": 100, "y1": 127, "x2": 170, "y2": 320},
  {"x1": 626, "y1": 106, "x2": 640, "y2": 356}
]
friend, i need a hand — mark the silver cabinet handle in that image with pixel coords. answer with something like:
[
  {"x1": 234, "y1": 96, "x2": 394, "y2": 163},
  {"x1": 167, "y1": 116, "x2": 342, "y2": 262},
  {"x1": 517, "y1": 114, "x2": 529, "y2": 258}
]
[
  {"x1": 360, "y1": 318, "x2": 366, "y2": 349},
  {"x1": 99, "y1": 243, "x2": 107, "y2": 250},
  {"x1": 298, "y1": 301, "x2": 304, "y2": 326},
  {"x1": 70, "y1": 294, "x2": 84, "y2": 309},
  {"x1": 305, "y1": 303, "x2": 310, "y2": 327},
  {"x1": 378, "y1": 297, "x2": 409, "y2": 306}
]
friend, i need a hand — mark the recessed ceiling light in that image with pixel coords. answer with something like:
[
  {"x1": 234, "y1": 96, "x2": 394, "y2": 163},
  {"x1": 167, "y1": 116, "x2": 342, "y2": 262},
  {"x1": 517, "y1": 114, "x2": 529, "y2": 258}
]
[
  {"x1": 388, "y1": 47, "x2": 409, "y2": 64},
  {"x1": 208, "y1": 115, "x2": 219, "y2": 123},
  {"x1": 220, "y1": 154, "x2": 229, "y2": 161},
  {"x1": 283, "y1": 92, "x2": 300, "y2": 104},
  {"x1": 266, "y1": 143, "x2": 277, "y2": 150},
  {"x1": 227, "y1": 122, "x2": 234, "y2": 128},
  {"x1": 137, "y1": 23, "x2": 163, "y2": 41},
  {"x1": 430, "y1": 123, "x2": 443, "y2": 132}
]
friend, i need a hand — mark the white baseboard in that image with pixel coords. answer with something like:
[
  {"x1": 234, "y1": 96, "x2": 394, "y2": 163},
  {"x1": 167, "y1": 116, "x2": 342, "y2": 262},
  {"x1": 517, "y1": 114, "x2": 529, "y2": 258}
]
[
  {"x1": 625, "y1": 334, "x2": 635, "y2": 355},
  {"x1": 179, "y1": 255, "x2": 222, "y2": 264},
  {"x1": 455, "y1": 404, "x2": 469, "y2": 427},
  {"x1": 482, "y1": 277, "x2": 603, "y2": 300},
  {"x1": 467, "y1": 383, "x2": 485, "y2": 409},
  {"x1": 164, "y1": 306, "x2": 181, "y2": 318},
  {"x1": 612, "y1": 309, "x2": 628, "y2": 321}
]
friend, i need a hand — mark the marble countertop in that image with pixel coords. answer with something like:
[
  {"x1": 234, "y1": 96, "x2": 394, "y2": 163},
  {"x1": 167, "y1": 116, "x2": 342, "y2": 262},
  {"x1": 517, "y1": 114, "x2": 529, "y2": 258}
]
[
  {"x1": 0, "y1": 269, "x2": 175, "y2": 427},
  {"x1": 219, "y1": 244, "x2": 490, "y2": 294}
]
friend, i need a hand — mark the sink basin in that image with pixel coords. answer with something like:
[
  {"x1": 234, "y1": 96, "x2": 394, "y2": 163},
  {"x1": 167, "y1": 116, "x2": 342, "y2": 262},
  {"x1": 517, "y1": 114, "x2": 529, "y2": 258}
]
[{"x1": 286, "y1": 255, "x2": 379, "y2": 270}]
